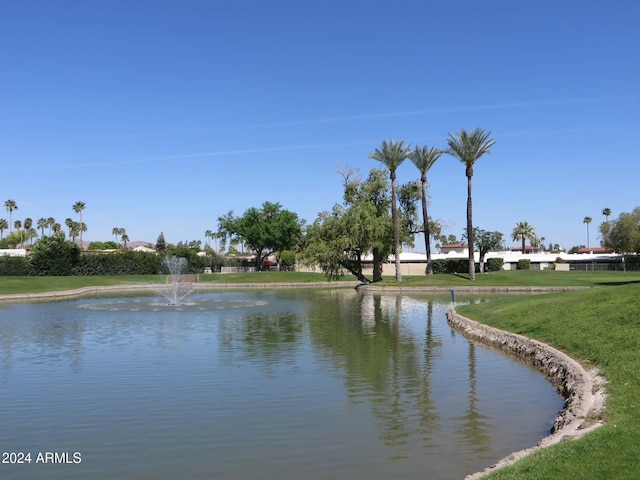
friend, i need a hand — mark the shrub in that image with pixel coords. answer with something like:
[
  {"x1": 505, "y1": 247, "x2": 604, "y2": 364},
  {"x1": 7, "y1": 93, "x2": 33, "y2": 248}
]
[
  {"x1": 432, "y1": 258, "x2": 471, "y2": 274},
  {"x1": 0, "y1": 256, "x2": 31, "y2": 275},
  {"x1": 486, "y1": 257, "x2": 504, "y2": 272},
  {"x1": 517, "y1": 258, "x2": 531, "y2": 270},
  {"x1": 30, "y1": 234, "x2": 81, "y2": 275}
]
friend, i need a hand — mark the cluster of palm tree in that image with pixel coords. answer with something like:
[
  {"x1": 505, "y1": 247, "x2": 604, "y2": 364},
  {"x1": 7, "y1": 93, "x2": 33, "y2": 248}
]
[
  {"x1": 112, "y1": 227, "x2": 130, "y2": 247},
  {"x1": 581, "y1": 208, "x2": 613, "y2": 250},
  {"x1": 1, "y1": 199, "x2": 87, "y2": 247},
  {"x1": 368, "y1": 128, "x2": 495, "y2": 282}
]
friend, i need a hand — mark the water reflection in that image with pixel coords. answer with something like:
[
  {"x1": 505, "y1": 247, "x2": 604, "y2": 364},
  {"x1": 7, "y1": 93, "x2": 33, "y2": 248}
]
[{"x1": 0, "y1": 291, "x2": 563, "y2": 480}]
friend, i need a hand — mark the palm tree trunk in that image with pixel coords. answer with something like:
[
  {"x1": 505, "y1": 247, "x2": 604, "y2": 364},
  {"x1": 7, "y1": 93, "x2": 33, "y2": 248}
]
[
  {"x1": 420, "y1": 175, "x2": 433, "y2": 275},
  {"x1": 391, "y1": 175, "x2": 402, "y2": 283},
  {"x1": 466, "y1": 174, "x2": 475, "y2": 280}
]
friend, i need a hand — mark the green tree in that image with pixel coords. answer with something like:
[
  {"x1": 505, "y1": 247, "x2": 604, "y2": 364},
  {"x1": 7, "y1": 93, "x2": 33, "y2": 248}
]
[
  {"x1": 37, "y1": 217, "x2": 47, "y2": 237},
  {"x1": 5, "y1": 231, "x2": 22, "y2": 248},
  {"x1": 112, "y1": 227, "x2": 124, "y2": 245},
  {"x1": 583, "y1": 216, "x2": 592, "y2": 248},
  {"x1": 121, "y1": 233, "x2": 130, "y2": 248},
  {"x1": 608, "y1": 209, "x2": 640, "y2": 254},
  {"x1": 73, "y1": 201, "x2": 86, "y2": 243},
  {"x1": 511, "y1": 221, "x2": 536, "y2": 253},
  {"x1": 156, "y1": 231, "x2": 167, "y2": 253},
  {"x1": 368, "y1": 139, "x2": 411, "y2": 282},
  {"x1": 446, "y1": 129, "x2": 495, "y2": 280},
  {"x1": 46, "y1": 217, "x2": 56, "y2": 234},
  {"x1": 217, "y1": 202, "x2": 303, "y2": 270},
  {"x1": 4, "y1": 199, "x2": 17, "y2": 233},
  {"x1": 0, "y1": 218, "x2": 7, "y2": 239},
  {"x1": 303, "y1": 169, "x2": 394, "y2": 282},
  {"x1": 30, "y1": 232, "x2": 81, "y2": 275},
  {"x1": 602, "y1": 207, "x2": 612, "y2": 222},
  {"x1": 409, "y1": 145, "x2": 443, "y2": 275},
  {"x1": 462, "y1": 228, "x2": 504, "y2": 273}
]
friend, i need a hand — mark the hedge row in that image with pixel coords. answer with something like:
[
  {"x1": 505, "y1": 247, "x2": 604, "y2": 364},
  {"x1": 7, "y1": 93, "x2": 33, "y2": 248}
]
[
  {"x1": 0, "y1": 235, "x2": 212, "y2": 276},
  {"x1": 431, "y1": 257, "x2": 504, "y2": 274}
]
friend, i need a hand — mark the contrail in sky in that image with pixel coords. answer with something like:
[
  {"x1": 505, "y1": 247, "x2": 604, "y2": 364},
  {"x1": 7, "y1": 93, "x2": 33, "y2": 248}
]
[
  {"x1": 129, "y1": 94, "x2": 640, "y2": 137},
  {"x1": 24, "y1": 124, "x2": 640, "y2": 172}
]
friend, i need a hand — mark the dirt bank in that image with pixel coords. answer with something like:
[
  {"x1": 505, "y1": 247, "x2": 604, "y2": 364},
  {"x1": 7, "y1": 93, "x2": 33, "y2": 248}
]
[{"x1": 447, "y1": 309, "x2": 607, "y2": 479}]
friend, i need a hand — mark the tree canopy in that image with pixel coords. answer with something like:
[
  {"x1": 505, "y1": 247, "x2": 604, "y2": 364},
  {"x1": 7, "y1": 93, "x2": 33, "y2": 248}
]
[
  {"x1": 303, "y1": 168, "x2": 419, "y2": 282},
  {"x1": 217, "y1": 201, "x2": 303, "y2": 270}
]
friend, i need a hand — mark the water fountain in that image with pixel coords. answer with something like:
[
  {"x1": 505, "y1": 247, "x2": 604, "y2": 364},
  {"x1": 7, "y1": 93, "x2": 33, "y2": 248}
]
[{"x1": 157, "y1": 255, "x2": 195, "y2": 306}]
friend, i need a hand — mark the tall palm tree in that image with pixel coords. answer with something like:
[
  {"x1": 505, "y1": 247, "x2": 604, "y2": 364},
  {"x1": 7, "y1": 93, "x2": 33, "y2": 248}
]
[
  {"x1": 409, "y1": 144, "x2": 443, "y2": 275},
  {"x1": 0, "y1": 218, "x2": 7, "y2": 239},
  {"x1": 23, "y1": 218, "x2": 34, "y2": 246},
  {"x1": 73, "y1": 201, "x2": 86, "y2": 243},
  {"x1": 121, "y1": 233, "x2": 129, "y2": 249},
  {"x1": 112, "y1": 227, "x2": 123, "y2": 245},
  {"x1": 46, "y1": 217, "x2": 56, "y2": 235},
  {"x1": 583, "y1": 216, "x2": 592, "y2": 248},
  {"x1": 65, "y1": 218, "x2": 74, "y2": 238},
  {"x1": 4, "y1": 200, "x2": 18, "y2": 233},
  {"x1": 37, "y1": 217, "x2": 47, "y2": 237},
  {"x1": 602, "y1": 208, "x2": 611, "y2": 222},
  {"x1": 13, "y1": 220, "x2": 22, "y2": 246},
  {"x1": 511, "y1": 221, "x2": 536, "y2": 253},
  {"x1": 446, "y1": 129, "x2": 495, "y2": 281},
  {"x1": 368, "y1": 139, "x2": 411, "y2": 283}
]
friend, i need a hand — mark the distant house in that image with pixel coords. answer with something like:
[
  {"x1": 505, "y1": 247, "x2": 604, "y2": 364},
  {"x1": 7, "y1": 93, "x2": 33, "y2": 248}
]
[
  {"x1": 133, "y1": 245, "x2": 156, "y2": 253},
  {"x1": 438, "y1": 243, "x2": 468, "y2": 255},
  {"x1": 576, "y1": 247, "x2": 613, "y2": 254},
  {"x1": 510, "y1": 246, "x2": 544, "y2": 254}
]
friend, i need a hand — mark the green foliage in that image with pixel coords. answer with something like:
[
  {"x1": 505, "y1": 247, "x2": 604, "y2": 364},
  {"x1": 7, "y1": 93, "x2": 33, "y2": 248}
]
[
  {"x1": 88, "y1": 241, "x2": 119, "y2": 249},
  {"x1": 485, "y1": 257, "x2": 504, "y2": 272},
  {"x1": 432, "y1": 258, "x2": 470, "y2": 274},
  {"x1": 279, "y1": 250, "x2": 296, "y2": 268},
  {"x1": 0, "y1": 256, "x2": 31, "y2": 275},
  {"x1": 72, "y1": 251, "x2": 162, "y2": 275},
  {"x1": 155, "y1": 231, "x2": 167, "y2": 253},
  {"x1": 217, "y1": 201, "x2": 303, "y2": 270},
  {"x1": 30, "y1": 233, "x2": 81, "y2": 275},
  {"x1": 517, "y1": 258, "x2": 531, "y2": 270},
  {"x1": 607, "y1": 209, "x2": 640, "y2": 253},
  {"x1": 302, "y1": 169, "x2": 393, "y2": 282}
]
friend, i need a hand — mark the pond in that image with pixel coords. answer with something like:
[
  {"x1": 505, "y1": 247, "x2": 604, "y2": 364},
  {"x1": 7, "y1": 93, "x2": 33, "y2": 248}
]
[{"x1": 0, "y1": 289, "x2": 564, "y2": 479}]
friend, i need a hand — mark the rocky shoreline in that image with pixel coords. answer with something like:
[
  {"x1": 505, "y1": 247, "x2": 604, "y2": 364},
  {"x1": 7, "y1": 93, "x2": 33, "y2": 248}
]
[{"x1": 447, "y1": 309, "x2": 607, "y2": 479}]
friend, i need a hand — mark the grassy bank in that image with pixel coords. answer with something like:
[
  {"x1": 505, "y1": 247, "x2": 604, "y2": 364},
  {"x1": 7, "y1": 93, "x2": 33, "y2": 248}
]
[
  {"x1": 0, "y1": 275, "x2": 165, "y2": 295},
  {"x1": 456, "y1": 284, "x2": 640, "y2": 479},
  {"x1": 3, "y1": 270, "x2": 640, "y2": 295}
]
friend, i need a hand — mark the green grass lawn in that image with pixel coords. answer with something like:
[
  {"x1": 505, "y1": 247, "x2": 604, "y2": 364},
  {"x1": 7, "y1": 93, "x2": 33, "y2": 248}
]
[
  {"x1": 0, "y1": 275, "x2": 166, "y2": 295},
  {"x1": 2, "y1": 270, "x2": 640, "y2": 294},
  {"x1": 456, "y1": 284, "x2": 640, "y2": 479}
]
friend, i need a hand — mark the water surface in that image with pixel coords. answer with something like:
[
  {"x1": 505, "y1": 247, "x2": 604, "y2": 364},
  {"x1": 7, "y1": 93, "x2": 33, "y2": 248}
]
[{"x1": 0, "y1": 289, "x2": 563, "y2": 479}]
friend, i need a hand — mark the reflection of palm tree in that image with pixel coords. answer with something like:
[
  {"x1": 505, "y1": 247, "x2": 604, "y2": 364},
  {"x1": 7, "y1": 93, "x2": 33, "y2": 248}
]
[{"x1": 453, "y1": 343, "x2": 491, "y2": 453}]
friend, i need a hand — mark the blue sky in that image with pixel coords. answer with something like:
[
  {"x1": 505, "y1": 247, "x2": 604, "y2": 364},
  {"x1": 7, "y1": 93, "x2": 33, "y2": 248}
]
[{"x1": 2, "y1": 1, "x2": 638, "y2": 251}]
